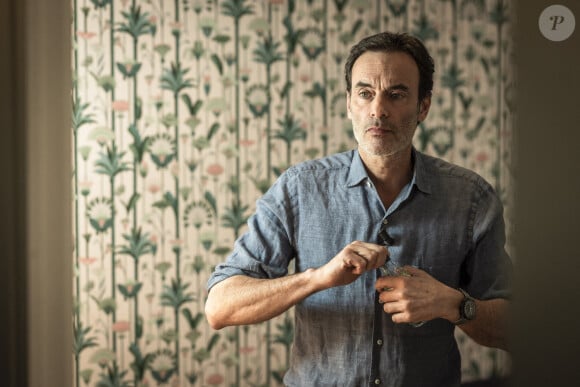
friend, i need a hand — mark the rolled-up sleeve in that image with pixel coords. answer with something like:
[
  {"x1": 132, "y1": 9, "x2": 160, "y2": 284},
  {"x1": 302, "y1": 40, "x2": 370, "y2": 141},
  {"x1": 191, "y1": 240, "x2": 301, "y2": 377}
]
[{"x1": 207, "y1": 174, "x2": 297, "y2": 291}]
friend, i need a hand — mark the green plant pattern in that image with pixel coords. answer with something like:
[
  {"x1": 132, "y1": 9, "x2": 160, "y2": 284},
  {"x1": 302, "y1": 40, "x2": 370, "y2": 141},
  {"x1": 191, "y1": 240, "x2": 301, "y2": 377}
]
[{"x1": 73, "y1": 0, "x2": 514, "y2": 385}]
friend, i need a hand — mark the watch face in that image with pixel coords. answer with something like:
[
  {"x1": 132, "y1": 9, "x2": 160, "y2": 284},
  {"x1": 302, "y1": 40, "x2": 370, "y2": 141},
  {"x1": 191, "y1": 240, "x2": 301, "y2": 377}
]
[{"x1": 464, "y1": 299, "x2": 476, "y2": 320}]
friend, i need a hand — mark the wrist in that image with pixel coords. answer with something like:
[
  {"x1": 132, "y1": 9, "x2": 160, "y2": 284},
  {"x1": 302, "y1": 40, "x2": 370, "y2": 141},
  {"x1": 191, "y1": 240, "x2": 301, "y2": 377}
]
[
  {"x1": 453, "y1": 288, "x2": 477, "y2": 325},
  {"x1": 443, "y1": 287, "x2": 464, "y2": 322},
  {"x1": 305, "y1": 267, "x2": 329, "y2": 293}
]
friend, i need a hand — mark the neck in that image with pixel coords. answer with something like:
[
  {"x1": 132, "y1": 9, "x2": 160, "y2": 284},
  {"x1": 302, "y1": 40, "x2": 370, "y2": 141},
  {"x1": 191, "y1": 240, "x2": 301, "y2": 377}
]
[{"x1": 359, "y1": 147, "x2": 414, "y2": 208}]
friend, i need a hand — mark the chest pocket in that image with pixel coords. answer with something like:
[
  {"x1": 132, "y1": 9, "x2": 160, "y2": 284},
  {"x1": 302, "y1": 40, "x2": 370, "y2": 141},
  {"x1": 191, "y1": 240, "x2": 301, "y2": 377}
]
[{"x1": 425, "y1": 262, "x2": 462, "y2": 288}]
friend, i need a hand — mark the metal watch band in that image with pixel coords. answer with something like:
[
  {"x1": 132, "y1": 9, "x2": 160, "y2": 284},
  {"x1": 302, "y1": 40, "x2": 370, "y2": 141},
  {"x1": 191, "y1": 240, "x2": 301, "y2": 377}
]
[{"x1": 454, "y1": 288, "x2": 475, "y2": 326}]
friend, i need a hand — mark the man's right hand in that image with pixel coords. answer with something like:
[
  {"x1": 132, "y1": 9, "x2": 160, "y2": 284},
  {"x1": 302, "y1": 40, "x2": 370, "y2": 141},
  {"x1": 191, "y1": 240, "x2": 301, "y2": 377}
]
[{"x1": 315, "y1": 241, "x2": 388, "y2": 288}]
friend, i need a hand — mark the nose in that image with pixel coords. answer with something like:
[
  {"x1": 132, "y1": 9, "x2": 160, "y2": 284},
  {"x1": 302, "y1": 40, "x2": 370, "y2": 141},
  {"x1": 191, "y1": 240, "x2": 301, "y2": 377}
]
[{"x1": 370, "y1": 94, "x2": 388, "y2": 118}]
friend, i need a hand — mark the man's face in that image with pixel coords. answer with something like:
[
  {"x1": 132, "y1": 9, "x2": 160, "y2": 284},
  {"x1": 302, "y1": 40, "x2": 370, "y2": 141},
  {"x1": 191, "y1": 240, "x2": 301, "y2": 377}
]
[{"x1": 347, "y1": 50, "x2": 430, "y2": 158}]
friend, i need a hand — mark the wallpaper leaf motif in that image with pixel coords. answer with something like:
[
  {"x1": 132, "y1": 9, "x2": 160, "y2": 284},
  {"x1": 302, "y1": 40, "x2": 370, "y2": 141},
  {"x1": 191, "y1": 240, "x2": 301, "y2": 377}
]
[{"x1": 73, "y1": 0, "x2": 514, "y2": 386}]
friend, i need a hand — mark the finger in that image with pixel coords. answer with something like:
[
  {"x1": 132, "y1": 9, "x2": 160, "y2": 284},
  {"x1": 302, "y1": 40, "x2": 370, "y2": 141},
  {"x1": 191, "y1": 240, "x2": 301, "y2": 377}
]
[
  {"x1": 378, "y1": 302, "x2": 406, "y2": 323},
  {"x1": 381, "y1": 298, "x2": 416, "y2": 321},
  {"x1": 342, "y1": 253, "x2": 368, "y2": 274},
  {"x1": 375, "y1": 276, "x2": 403, "y2": 292},
  {"x1": 349, "y1": 242, "x2": 388, "y2": 269},
  {"x1": 390, "y1": 311, "x2": 410, "y2": 324},
  {"x1": 378, "y1": 289, "x2": 397, "y2": 304},
  {"x1": 350, "y1": 240, "x2": 387, "y2": 254},
  {"x1": 372, "y1": 246, "x2": 388, "y2": 269},
  {"x1": 390, "y1": 310, "x2": 425, "y2": 325},
  {"x1": 378, "y1": 286, "x2": 405, "y2": 304}
]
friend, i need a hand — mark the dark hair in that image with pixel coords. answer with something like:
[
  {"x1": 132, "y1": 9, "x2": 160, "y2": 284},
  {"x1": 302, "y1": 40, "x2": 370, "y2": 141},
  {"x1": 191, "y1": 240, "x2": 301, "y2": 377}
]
[{"x1": 344, "y1": 32, "x2": 434, "y2": 102}]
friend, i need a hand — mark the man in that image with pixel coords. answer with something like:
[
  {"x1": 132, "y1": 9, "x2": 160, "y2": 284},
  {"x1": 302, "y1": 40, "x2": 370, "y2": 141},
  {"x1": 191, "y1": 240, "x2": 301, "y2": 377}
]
[{"x1": 205, "y1": 32, "x2": 512, "y2": 386}]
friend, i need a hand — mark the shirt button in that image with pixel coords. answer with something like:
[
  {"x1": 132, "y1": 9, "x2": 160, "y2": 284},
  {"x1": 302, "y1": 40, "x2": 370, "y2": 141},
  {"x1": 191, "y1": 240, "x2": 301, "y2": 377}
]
[
  {"x1": 382, "y1": 219, "x2": 388, "y2": 225},
  {"x1": 376, "y1": 339, "x2": 383, "y2": 346},
  {"x1": 374, "y1": 378, "x2": 381, "y2": 384}
]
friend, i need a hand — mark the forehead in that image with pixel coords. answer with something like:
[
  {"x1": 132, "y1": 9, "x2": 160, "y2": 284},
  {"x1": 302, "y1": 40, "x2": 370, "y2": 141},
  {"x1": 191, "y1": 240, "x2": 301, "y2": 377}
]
[{"x1": 351, "y1": 51, "x2": 420, "y2": 90}]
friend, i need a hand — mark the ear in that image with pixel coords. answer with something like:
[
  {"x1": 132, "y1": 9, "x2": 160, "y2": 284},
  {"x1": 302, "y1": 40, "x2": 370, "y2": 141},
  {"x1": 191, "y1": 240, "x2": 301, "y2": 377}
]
[
  {"x1": 417, "y1": 94, "x2": 431, "y2": 123},
  {"x1": 346, "y1": 91, "x2": 352, "y2": 119}
]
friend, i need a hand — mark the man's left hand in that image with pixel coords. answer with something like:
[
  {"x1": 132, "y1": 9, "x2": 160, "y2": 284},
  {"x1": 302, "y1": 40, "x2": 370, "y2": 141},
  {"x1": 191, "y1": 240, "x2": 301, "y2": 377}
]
[{"x1": 375, "y1": 266, "x2": 463, "y2": 324}]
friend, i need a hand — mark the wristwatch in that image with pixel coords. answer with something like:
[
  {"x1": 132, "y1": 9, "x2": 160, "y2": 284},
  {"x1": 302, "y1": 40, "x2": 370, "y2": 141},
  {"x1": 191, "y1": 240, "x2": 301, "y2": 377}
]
[{"x1": 454, "y1": 288, "x2": 476, "y2": 325}]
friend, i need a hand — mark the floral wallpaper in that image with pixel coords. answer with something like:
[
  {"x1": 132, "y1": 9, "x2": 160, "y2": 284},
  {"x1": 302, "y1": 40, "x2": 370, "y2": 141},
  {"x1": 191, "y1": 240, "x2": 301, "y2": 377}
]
[{"x1": 72, "y1": 0, "x2": 514, "y2": 386}]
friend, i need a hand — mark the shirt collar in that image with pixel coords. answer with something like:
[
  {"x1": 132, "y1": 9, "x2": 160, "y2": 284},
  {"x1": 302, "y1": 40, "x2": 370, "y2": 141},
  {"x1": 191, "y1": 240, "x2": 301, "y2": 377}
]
[
  {"x1": 346, "y1": 148, "x2": 432, "y2": 195},
  {"x1": 411, "y1": 148, "x2": 432, "y2": 195},
  {"x1": 346, "y1": 150, "x2": 368, "y2": 187}
]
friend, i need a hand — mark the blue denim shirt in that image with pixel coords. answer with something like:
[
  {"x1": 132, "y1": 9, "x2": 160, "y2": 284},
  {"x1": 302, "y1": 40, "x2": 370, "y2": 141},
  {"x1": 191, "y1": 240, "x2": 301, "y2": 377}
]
[{"x1": 207, "y1": 149, "x2": 512, "y2": 387}]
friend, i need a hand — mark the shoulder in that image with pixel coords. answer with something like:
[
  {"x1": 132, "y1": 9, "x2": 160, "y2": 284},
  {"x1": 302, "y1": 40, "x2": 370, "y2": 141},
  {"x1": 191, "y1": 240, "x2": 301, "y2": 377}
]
[
  {"x1": 417, "y1": 151, "x2": 497, "y2": 198},
  {"x1": 261, "y1": 150, "x2": 354, "y2": 206},
  {"x1": 286, "y1": 150, "x2": 354, "y2": 175},
  {"x1": 280, "y1": 150, "x2": 355, "y2": 185}
]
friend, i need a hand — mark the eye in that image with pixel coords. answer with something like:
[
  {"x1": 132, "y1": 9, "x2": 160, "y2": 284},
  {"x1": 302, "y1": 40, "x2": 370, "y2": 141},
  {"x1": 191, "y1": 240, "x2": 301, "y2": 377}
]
[
  {"x1": 389, "y1": 92, "x2": 404, "y2": 100},
  {"x1": 358, "y1": 90, "x2": 372, "y2": 99}
]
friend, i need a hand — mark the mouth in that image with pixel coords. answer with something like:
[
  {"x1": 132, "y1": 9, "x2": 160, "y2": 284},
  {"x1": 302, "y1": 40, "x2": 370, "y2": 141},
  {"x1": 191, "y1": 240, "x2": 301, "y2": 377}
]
[{"x1": 366, "y1": 125, "x2": 392, "y2": 135}]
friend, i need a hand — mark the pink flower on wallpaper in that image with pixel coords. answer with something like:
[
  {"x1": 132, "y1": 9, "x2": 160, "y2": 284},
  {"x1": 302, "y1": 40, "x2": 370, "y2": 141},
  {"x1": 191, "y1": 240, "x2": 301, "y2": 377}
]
[
  {"x1": 148, "y1": 183, "x2": 161, "y2": 194},
  {"x1": 79, "y1": 257, "x2": 97, "y2": 265},
  {"x1": 112, "y1": 100, "x2": 130, "y2": 112},
  {"x1": 89, "y1": 126, "x2": 115, "y2": 145},
  {"x1": 77, "y1": 31, "x2": 96, "y2": 40},
  {"x1": 79, "y1": 180, "x2": 92, "y2": 196},
  {"x1": 170, "y1": 21, "x2": 183, "y2": 31},
  {"x1": 170, "y1": 239, "x2": 184, "y2": 249},
  {"x1": 170, "y1": 161, "x2": 179, "y2": 177},
  {"x1": 239, "y1": 346, "x2": 256, "y2": 354},
  {"x1": 240, "y1": 67, "x2": 252, "y2": 82},
  {"x1": 112, "y1": 320, "x2": 130, "y2": 333},
  {"x1": 206, "y1": 163, "x2": 224, "y2": 176},
  {"x1": 206, "y1": 373, "x2": 224, "y2": 385},
  {"x1": 124, "y1": 283, "x2": 135, "y2": 294},
  {"x1": 475, "y1": 151, "x2": 490, "y2": 163},
  {"x1": 239, "y1": 139, "x2": 255, "y2": 147},
  {"x1": 140, "y1": 160, "x2": 149, "y2": 177}
]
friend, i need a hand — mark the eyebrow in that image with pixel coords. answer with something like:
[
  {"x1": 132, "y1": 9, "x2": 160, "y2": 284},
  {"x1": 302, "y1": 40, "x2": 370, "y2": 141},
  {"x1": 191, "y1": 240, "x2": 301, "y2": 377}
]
[
  {"x1": 353, "y1": 81, "x2": 410, "y2": 92},
  {"x1": 388, "y1": 84, "x2": 410, "y2": 92}
]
